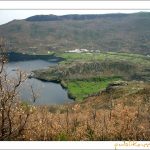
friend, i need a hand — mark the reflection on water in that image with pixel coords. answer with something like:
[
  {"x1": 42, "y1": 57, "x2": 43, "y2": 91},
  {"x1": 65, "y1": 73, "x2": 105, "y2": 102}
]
[{"x1": 6, "y1": 60, "x2": 73, "y2": 105}]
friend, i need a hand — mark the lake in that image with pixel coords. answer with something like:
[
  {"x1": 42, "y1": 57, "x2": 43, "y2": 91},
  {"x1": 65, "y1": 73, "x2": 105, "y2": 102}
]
[{"x1": 5, "y1": 59, "x2": 73, "y2": 105}]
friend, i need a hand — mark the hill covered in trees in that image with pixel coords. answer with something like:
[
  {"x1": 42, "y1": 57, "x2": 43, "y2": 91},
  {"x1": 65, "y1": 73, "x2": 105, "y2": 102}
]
[{"x1": 0, "y1": 12, "x2": 150, "y2": 54}]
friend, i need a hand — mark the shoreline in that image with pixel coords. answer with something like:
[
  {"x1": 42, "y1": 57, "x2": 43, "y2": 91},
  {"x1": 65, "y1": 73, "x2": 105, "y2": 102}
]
[
  {"x1": 30, "y1": 76, "x2": 76, "y2": 101},
  {"x1": 5, "y1": 51, "x2": 65, "y2": 62}
]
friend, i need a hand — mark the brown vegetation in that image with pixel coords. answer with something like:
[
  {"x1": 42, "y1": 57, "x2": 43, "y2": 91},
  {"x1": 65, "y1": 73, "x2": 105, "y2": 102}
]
[
  {"x1": 17, "y1": 82, "x2": 150, "y2": 141},
  {"x1": 0, "y1": 38, "x2": 34, "y2": 140},
  {"x1": 0, "y1": 38, "x2": 149, "y2": 141}
]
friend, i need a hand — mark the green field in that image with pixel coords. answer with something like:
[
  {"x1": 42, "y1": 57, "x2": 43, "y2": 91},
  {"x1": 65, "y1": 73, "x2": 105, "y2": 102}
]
[
  {"x1": 34, "y1": 51, "x2": 150, "y2": 101},
  {"x1": 58, "y1": 52, "x2": 150, "y2": 67},
  {"x1": 65, "y1": 76, "x2": 121, "y2": 101}
]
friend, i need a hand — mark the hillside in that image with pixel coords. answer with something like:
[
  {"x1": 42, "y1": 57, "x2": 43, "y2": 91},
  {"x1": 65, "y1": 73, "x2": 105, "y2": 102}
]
[
  {"x1": 33, "y1": 52, "x2": 150, "y2": 101},
  {"x1": 8, "y1": 81, "x2": 150, "y2": 140},
  {"x1": 1, "y1": 12, "x2": 150, "y2": 54}
]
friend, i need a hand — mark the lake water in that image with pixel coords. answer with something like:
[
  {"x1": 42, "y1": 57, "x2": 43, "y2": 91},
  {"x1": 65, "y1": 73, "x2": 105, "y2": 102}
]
[{"x1": 5, "y1": 60, "x2": 73, "y2": 105}]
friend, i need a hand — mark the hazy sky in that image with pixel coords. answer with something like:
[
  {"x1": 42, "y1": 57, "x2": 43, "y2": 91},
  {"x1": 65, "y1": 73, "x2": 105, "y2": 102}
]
[
  {"x1": 0, "y1": 1, "x2": 150, "y2": 25},
  {"x1": 0, "y1": 10, "x2": 150, "y2": 25}
]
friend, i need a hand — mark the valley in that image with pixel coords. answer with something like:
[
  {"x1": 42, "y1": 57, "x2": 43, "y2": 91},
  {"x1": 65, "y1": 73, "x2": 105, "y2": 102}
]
[{"x1": 0, "y1": 12, "x2": 150, "y2": 141}]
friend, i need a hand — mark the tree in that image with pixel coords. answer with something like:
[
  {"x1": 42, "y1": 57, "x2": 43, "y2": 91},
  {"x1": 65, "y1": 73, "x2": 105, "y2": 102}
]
[{"x1": 0, "y1": 38, "x2": 33, "y2": 140}]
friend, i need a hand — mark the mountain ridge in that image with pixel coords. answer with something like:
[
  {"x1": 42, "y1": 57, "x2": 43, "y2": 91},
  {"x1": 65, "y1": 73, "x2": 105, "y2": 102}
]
[
  {"x1": 1, "y1": 12, "x2": 150, "y2": 54},
  {"x1": 25, "y1": 13, "x2": 130, "y2": 21}
]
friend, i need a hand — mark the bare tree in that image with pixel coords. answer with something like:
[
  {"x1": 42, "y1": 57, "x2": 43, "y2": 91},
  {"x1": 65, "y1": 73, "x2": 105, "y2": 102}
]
[{"x1": 0, "y1": 38, "x2": 33, "y2": 140}]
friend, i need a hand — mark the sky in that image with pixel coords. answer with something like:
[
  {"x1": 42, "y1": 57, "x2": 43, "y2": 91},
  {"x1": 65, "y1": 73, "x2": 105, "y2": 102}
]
[
  {"x1": 0, "y1": 1, "x2": 150, "y2": 25},
  {"x1": 0, "y1": 10, "x2": 150, "y2": 25}
]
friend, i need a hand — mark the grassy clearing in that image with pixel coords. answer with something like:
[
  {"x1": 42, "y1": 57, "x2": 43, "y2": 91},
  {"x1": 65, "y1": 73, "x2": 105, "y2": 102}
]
[
  {"x1": 58, "y1": 52, "x2": 150, "y2": 67},
  {"x1": 65, "y1": 76, "x2": 121, "y2": 101},
  {"x1": 33, "y1": 51, "x2": 150, "y2": 102}
]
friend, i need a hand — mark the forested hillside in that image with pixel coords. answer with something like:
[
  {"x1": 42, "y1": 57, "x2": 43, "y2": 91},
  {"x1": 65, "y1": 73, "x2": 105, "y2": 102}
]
[{"x1": 0, "y1": 12, "x2": 150, "y2": 54}]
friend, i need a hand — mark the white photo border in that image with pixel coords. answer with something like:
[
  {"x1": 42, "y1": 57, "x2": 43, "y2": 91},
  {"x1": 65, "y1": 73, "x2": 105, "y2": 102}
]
[{"x1": 0, "y1": 1, "x2": 150, "y2": 150}]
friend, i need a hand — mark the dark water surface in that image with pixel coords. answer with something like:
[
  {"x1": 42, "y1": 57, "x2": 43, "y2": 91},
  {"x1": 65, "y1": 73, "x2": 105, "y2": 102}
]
[{"x1": 6, "y1": 60, "x2": 73, "y2": 105}]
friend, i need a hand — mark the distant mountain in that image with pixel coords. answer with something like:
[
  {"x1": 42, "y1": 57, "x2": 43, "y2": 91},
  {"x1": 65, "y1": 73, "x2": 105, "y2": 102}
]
[
  {"x1": 25, "y1": 14, "x2": 129, "y2": 21},
  {"x1": 1, "y1": 12, "x2": 150, "y2": 54}
]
